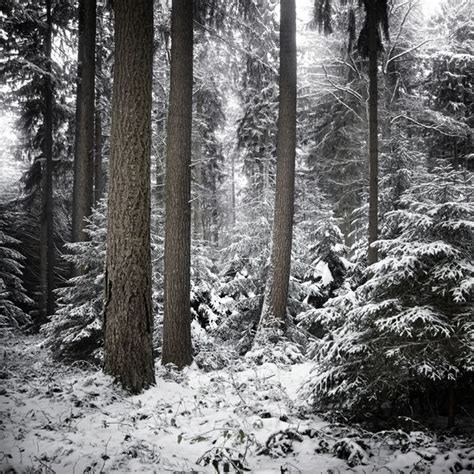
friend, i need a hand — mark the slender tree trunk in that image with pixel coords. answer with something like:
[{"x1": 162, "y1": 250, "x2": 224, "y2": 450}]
[
  {"x1": 94, "y1": 89, "x2": 103, "y2": 203},
  {"x1": 259, "y1": 0, "x2": 297, "y2": 328},
  {"x1": 231, "y1": 150, "x2": 236, "y2": 227},
  {"x1": 72, "y1": 0, "x2": 96, "y2": 242},
  {"x1": 192, "y1": 99, "x2": 203, "y2": 240},
  {"x1": 367, "y1": 0, "x2": 379, "y2": 265},
  {"x1": 94, "y1": 9, "x2": 104, "y2": 204},
  {"x1": 162, "y1": 0, "x2": 193, "y2": 368},
  {"x1": 104, "y1": 0, "x2": 155, "y2": 393},
  {"x1": 39, "y1": 0, "x2": 55, "y2": 319}
]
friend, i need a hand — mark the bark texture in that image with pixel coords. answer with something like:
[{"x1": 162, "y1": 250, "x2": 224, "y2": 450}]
[
  {"x1": 259, "y1": 0, "x2": 297, "y2": 327},
  {"x1": 72, "y1": 0, "x2": 96, "y2": 242},
  {"x1": 367, "y1": 0, "x2": 379, "y2": 265},
  {"x1": 162, "y1": 0, "x2": 193, "y2": 368},
  {"x1": 39, "y1": 0, "x2": 55, "y2": 319},
  {"x1": 94, "y1": 14, "x2": 104, "y2": 204},
  {"x1": 104, "y1": 0, "x2": 155, "y2": 393}
]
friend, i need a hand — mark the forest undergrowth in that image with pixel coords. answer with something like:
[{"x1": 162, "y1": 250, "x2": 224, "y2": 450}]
[{"x1": 1, "y1": 330, "x2": 473, "y2": 473}]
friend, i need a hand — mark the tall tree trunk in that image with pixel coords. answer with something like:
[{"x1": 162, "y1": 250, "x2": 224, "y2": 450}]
[
  {"x1": 367, "y1": 0, "x2": 379, "y2": 265},
  {"x1": 39, "y1": 0, "x2": 55, "y2": 319},
  {"x1": 259, "y1": 0, "x2": 297, "y2": 328},
  {"x1": 162, "y1": 0, "x2": 193, "y2": 368},
  {"x1": 231, "y1": 150, "x2": 236, "y2": 228},
  {"x1": 72, "y1": 0, "x2": 96, "y2": 242},
  {"x1": 94, "y1": 6, "x2": 104, "y2": 204},
  {"x1": 104, "y1": 0, "x2": 155, "y2": 393},
  {"x1": 192, "y1": 98, "x2": 203, "y2": 241}
]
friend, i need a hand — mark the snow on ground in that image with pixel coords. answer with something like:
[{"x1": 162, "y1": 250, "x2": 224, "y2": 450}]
[{"x1": 1, "y1": 333, "x2": 473, "y2": 473}]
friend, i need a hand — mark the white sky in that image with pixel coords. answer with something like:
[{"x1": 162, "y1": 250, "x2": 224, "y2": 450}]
[{"x1": 421, "y1": 0, "x2": 443, "y2": 17}]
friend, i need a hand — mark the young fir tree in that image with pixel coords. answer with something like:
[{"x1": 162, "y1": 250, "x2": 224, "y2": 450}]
[
  {"x1": 300, "y1": 164, "x2": 474, "y2": 422},
  {"x1": 42, "y1": 201, "x2": 106, "y2": 362}
]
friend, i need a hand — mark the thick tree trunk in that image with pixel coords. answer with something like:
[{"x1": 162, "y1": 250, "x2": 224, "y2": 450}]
[
  {"x1": 259, "y1": 0, "x2": 297, "y2": 328},
  {"x1": 72, "y1": 0, "x2": 96, "y2": 242},
  {"x1": 104, "y1": 0, "x2": 155, "y2": 393},
  {"x1": 162, "y1": 0, "x2": 193, "y2": 368},
  {"x1": 39, "y1": 0, "x2": 55, "y2": 319},
  {"x1": 367, "y1": 0, "x2": 379, "y2": 265}
]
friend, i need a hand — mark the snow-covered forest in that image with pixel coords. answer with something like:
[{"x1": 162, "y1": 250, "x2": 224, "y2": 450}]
[{"x1": 0, "y1": 0, "x2": 473, "y2": 472}]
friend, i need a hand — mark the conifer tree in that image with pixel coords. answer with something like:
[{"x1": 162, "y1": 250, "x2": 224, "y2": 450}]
[
  {"x1": 104, "y1": 0, "x2": 155, "y2": 392},
  {"x1": 301, "y1": 164, "x2": 474, "y2": 420},
  {"x1": 162, "y1": 0, "x2": 194, "y2": 368},
  {"x1": 39, "y1": 0, "x2": 55, "y2": 319},
  {"x1": 313, "y1": 0, "x2": 390, "y2": 264},
  {"x1": 72, "y1": 0, "x2": 96, "y2": 243},
  {"x1": 258, "y1": 0, "x2": 297, "y2": 330}
]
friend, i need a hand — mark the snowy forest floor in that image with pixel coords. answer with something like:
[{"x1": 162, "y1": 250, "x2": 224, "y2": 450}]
[{"x1": 1, "y1": 333, "x2": 473, "y2": 473}]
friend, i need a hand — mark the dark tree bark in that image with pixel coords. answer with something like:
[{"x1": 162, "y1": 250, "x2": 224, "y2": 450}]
[
  {"x1": 94, "y1": 11, "x2": 104, "y2": 204},
  {"x1": 39, "y1": 0, "x2": 55, "y2": 319},
  {"x1": 93, "y1": 87, "x2": 103, "y2": 203},
  {"x1": 367, "y1": 0, "x2": 379, "y2": 265},
  {"x1": 104, "y1": 0, "x2": 155, "y2": 393},
  {"x1": 259, "y1": 0, "x2": 297, "y2": 327},
  {"x1": 162, "y1": 0, "x2": 193, "y2": 368},
  {"x1": 72, "y1": 0, "x2": 96, "y2": 242}
]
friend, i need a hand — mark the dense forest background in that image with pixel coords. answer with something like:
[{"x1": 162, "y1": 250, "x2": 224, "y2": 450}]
[{"x1": 0, "y1": 0, "x2": 473, "y2": 471}]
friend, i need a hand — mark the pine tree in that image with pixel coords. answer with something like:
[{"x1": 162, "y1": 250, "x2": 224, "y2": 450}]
[
  {"x1": 42, "y1": 201, "x2": 106, "y2": 362},
  {"x1": 301, "y1": 164, "x2": 474, "y2": 420},
  {"x1": 313, "y1": 0, "x2": 390, "y2": 264},
  {"x1": 161, "y1": 0, "x2": 194, "y2": 368},
  {"x1": 72, "y1": 0, "x2": 96, "y2": 243},
  {"x1": 39, "y1": 0, "x2": 55, "y2": 319},
  {"x1": 104, "y1": 0, "x2": 155, "y2": 393},
  {"x1": 0, "y1": 207, "x2": 33, "y2": 330},
  {"x1": 258, "y1": 0, "x2": 297, "y2": 330},
  {"x1": 1, "y1": 0, "x2": 76, "y2": 322}
]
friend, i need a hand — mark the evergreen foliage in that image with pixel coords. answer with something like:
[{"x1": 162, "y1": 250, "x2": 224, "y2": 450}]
[
  {"x1": 0, "y1": 208, "x2": 33, "y2": 329},
  {"x1": 300, "y1": 164, "x2": 474, "y2": 415},
  {"x1": 41, "y1": 201, "x2": 106, "y2": 362}
]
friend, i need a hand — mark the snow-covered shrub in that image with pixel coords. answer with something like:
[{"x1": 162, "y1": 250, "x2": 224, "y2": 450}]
[
  {"x1": 0, "y1": 208, "x2": 32, "y2": 329},
  {"x1": 294, "y1": 212, "x2": 349, "y2": 336},
  {"x1": 301, "y1": 164, "x2": 474, "y2": 416},
  {"x1": 214, "y1": 213, "x2": 271, "y2": 353},
  {"x1": 246, "y1": 326, "x2": 306, "y2": 365},
  {"x1": 191, "y1": 240, "x2": 225, "y2": 331}
]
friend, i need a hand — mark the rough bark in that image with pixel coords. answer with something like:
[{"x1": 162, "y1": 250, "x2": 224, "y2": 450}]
[
  {"x1": 259, "y1": 0, "x2": 297, "y2": 327},
  {"x1": 367, "y1": 0, "x2": 379, "y2": 265},
  {"x1": 162, "y1": 0, "x2": 193, "y2": 368},
  {"x1": 94, "y1": 14, "x2": 104, "y2": 204},
  {"x1": 104, "y1": 0, "x2": 155, "y2": 393},
  {"x1": 72, "y1": 0, "x2": 96, "y2": 242},
  {"x1": 39, "y1": 0, "x2": 55, "y2": 319}
]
